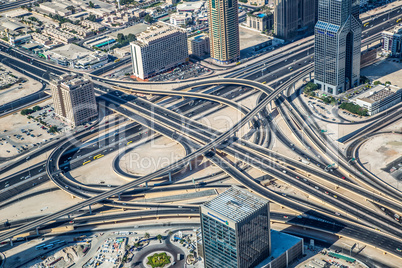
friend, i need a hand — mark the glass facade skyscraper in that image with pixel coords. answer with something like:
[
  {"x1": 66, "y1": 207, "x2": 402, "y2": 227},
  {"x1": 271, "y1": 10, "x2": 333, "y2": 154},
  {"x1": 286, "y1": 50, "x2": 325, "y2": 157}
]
[
  {"x1": 274, "y1": 0, "x2": 316, "y2": 40},
  {"x1": 208, "y1": 0, "x2": 240, "y2": 64},
  {"x1": 314, "y1": 0, "x2": 362, "y2": 95},
  {"x1": 200, "y1": 186, "x2": 271, "y2": 268}
]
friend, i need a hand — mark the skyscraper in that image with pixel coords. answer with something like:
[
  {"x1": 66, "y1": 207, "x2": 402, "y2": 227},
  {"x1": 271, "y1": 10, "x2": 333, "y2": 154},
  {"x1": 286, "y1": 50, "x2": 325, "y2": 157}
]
[
  {"x1": 208, "y1": 0, "x2": 240, "y2": 64},
  {"x1": 130, "y1": 23, "x2": 188, "y2": 80},
  {"x1": 50, "y1": 74, "x2": 97, "y2": 127},
  {"x1": 200, "y1": 186, "x2": 270, "y2": 268},
  {"x1": 314, "y1": 0, "x2": 362, "y2": 95},
  {"x1": 274, "y1": 0, "x2": 316, "y2": 40}
]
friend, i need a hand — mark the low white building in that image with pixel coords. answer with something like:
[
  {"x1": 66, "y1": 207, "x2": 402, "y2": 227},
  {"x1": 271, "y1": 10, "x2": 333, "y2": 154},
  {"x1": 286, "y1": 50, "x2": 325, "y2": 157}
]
[
  {"x1": 130, "y1": 23, "x2": 188, "y2": 80},
  {"x1": 353, "y1": 85, "x2": 402, "y2": 115},
  {"x1": 170, "y1": 12, "x2": 192, "y2": 26},
  {"x1": 44, "y1": 44, "x2": 108, "y2": 68},
  {"x1": 177, "y1": 1, "x2": 206, "y2": 13}
]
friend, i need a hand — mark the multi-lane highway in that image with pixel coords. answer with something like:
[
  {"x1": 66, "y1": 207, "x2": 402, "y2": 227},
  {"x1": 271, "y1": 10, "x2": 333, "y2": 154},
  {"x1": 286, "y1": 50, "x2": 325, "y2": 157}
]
[{"x1": 1, "y1": 6, "x2": 402, "y2": 263}]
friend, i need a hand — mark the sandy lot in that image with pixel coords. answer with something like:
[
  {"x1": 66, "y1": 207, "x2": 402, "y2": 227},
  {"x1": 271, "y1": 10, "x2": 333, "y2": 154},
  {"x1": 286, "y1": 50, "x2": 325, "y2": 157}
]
[
  {"x1": 0, "y1": 63, "x2": 42, "y2": 106},
  {"x1": 359, "y1": 131, "x2": 402, "y2": 189},
  {"x1": 361, "y1": 59, "x2": 402, "y2": 87},
  {"x1": 239, "y1": 26, "x2": 272, "y2": 52},
  {"x1": 0, "y1": 181, "x2": 83, "y2": 222},
  {"x1": 119, "y1": 136, "x2": 186, "y2": 176},
  {"x1": 195, "y1": 105, "x2": 250, "y2": 137}
]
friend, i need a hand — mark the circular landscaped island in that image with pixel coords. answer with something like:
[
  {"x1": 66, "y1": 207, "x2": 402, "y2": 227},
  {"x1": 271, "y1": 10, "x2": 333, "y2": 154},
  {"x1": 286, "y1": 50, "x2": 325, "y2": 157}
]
[{"x1": 143, "y1": 251, "x2": 174, "y2": 268}]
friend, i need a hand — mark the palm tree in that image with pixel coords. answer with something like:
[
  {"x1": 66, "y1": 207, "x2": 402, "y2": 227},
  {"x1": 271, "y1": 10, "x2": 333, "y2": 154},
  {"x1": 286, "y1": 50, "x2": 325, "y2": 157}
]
[
  {"x1": 144, "y1": 232, "x2": 150, "y2": 239},
  {"x1": 157, "y1": 234, "x2": 162, "y2": 242}
]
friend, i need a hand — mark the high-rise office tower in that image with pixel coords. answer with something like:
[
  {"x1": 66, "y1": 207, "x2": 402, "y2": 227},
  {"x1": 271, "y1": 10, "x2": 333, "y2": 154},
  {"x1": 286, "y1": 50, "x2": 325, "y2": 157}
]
[
  {"x1": 200, "y1": 186, "x2": 270, "y2": 268},
  {"x1": 314, "y1": 0, "x2": 362, "y2": 95},
  {"x1": 274, "y1": 0, "x2": 316, "y2": 40},
  {"x1": 130, "y1": 23, "x2": 188, "y2": 80},
  {"x1": 208, "y1": 0, "x2": 240, "y2": 64},
  {"x1": 50, "y1": 73, "x2": 97, "y2": 127}
]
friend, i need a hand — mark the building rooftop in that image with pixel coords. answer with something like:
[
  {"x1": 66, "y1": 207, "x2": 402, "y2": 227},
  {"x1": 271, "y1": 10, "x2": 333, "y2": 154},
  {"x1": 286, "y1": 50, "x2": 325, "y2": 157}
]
[
  {"x1": 383, "y1": 25, "x2": 402, "y2": 35},
  {"x1": 134, "y1": 23, "x2": 184, "y2": 46},
  {"x1": 47, "y1": 44, "x2": 92, "y2": 60},
  {"x1": 1, "y1": 21, "x2": 25, "y2": 31},
  {"x1": 109, "y1": 23, "x2": 149, "y2": 39},
  {"x1": 356, "y1": 85, "x2": 401, "y2": 104},
  {"x1": 188, "y1": 34, "x2": 207, "y2": 42},
  {"x1": 255, "y1": 230, "x2": 302, "y2": 268},
  {"x1": 4, "y1": 9, "x2": 32, "y2": 18},
  {"x1": 177, "y1": 1, "x2": 205, "y2": 12},
  {"x1": 202, "y1": 186, "x2": 268, "y2": 223}
]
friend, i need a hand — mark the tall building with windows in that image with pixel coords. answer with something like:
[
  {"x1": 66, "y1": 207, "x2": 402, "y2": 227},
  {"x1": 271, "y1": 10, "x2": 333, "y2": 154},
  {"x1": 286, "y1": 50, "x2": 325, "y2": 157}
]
[
  {"x1": 130, "y1": 23, "x2": 188, "y2": 80},
  {"x1": 200, "y1": 186, "x2": 271, "y2": 268},
  {"x1": 382, "y1": 26, "x2": 402, "y2": 57},
  {"x1": 314, "y1": 0, "x2": 362, "y2": 95},
  {"x1": 208, "y1": 0, "x2": 240, "y2": 64},
  {"x1": 274, "y1": 0, "x2": 316, "y2": 40},
  {"x1": 50, "y1": 73, "x2": 97, "y2": 127}
]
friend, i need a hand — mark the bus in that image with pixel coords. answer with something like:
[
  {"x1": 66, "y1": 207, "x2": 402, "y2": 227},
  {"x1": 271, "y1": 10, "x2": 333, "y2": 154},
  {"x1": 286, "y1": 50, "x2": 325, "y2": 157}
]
[
  {"x1": 35, "y1": 244, "x2": 46, "y2": 250},
  {"x1": 42, "y1": 244, "x2": 54, "y2": 250},
  {"x1": 364, "y1": 22, "x2": 369, "y2": 27},
  {"x1": 397, "y1": 18, "x2": 402, "y2": 23},
  {"x1": 114, "y1": 59, "x2": 121, "y2": 63}
]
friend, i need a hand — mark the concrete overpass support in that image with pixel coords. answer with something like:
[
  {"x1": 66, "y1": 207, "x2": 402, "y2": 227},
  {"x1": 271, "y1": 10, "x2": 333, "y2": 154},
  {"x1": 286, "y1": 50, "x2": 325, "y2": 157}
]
[
  {"x1": 189, "y1": 162, "x2": 192, "y2": 171},
  {"x1": 36, "y1": 227, "x2": 39, "y2": 236},
  {"x1": 118, "y1": 194, "x2": 121, "y2": 201},
  {"x1": 89, "y1": 205, "x2": 92, "y2": 214},
  {"x1": 9, "y1": 238, "x2": 13, "y2": 247},
  {"x1": 169, "y1": 172, "x2": 172, "y2": 182}
]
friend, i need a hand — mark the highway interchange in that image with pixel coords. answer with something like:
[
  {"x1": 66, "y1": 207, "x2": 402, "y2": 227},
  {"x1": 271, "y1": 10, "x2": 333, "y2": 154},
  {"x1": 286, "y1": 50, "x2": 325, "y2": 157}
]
[{"x1": 1, "y1": 6, "x2": 402, "y2": 265}]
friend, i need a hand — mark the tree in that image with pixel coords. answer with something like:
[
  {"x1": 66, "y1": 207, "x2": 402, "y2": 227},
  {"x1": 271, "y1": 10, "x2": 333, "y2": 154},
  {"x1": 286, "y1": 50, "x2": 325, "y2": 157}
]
[
  {"x1": 339, "y1": 102, "x2": 368, "y2": 116},
  {"x1": 67, "y1": 6, "x2": 75, "y2": 13},
  {"x1": 21, "y1": 109, "x2": 33, "y2": 115},
  {"x1": 127, "y1": 33, "x2": 136, "y2": 42},
  {"x1": 144, "y1": 14, "x2": 153, "y2": 24},
  {"x1": 87, "y1": 14, "x2": 97, "y2": 22},
  {"x1": 156, "y1": 234, "x2": 162, "y2": 242},
  {"x1": 385, "y1": 81, "x2": 391, "y2": 85},
  {"x1": 88, "y1": 1, "x2": 95, "y2": 8},
  {"x1": 373, "y1": 80, "x2": 381, "y2": 86},
  {"x1": 305, "y1": 82, "x2": 318, "y2": 92},
  {"x1": 117, "y1": 33, "x2": 125, "y2": 43},
  {"x1": 33, "y1": 106, "x2": 41, "y2": 112},
  {"x1": 144, "y1": 233, "x2": 150, "y2": 239},
  {"x1": 49, "y1": 126, "x2": 59, "y2": 133}
]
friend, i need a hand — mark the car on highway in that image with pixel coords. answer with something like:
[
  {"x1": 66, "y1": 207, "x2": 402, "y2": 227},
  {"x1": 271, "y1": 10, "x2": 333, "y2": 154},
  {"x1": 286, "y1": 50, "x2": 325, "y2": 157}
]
[{"x1": 283, "y1": 216, "x2": 288, "y2": 219}]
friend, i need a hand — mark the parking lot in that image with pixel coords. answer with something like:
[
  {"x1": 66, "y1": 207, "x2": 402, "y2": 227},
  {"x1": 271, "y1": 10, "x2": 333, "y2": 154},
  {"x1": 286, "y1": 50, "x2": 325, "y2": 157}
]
[
  {"x1": 147, "y1": 62, "x2": 211, "y2": 82},
  {"x1": 85, "y1": 237, "x2": 127, "y2": 267},
  {"x1": 0, "y1": 101, "x2": 63, "y2": 158}
]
